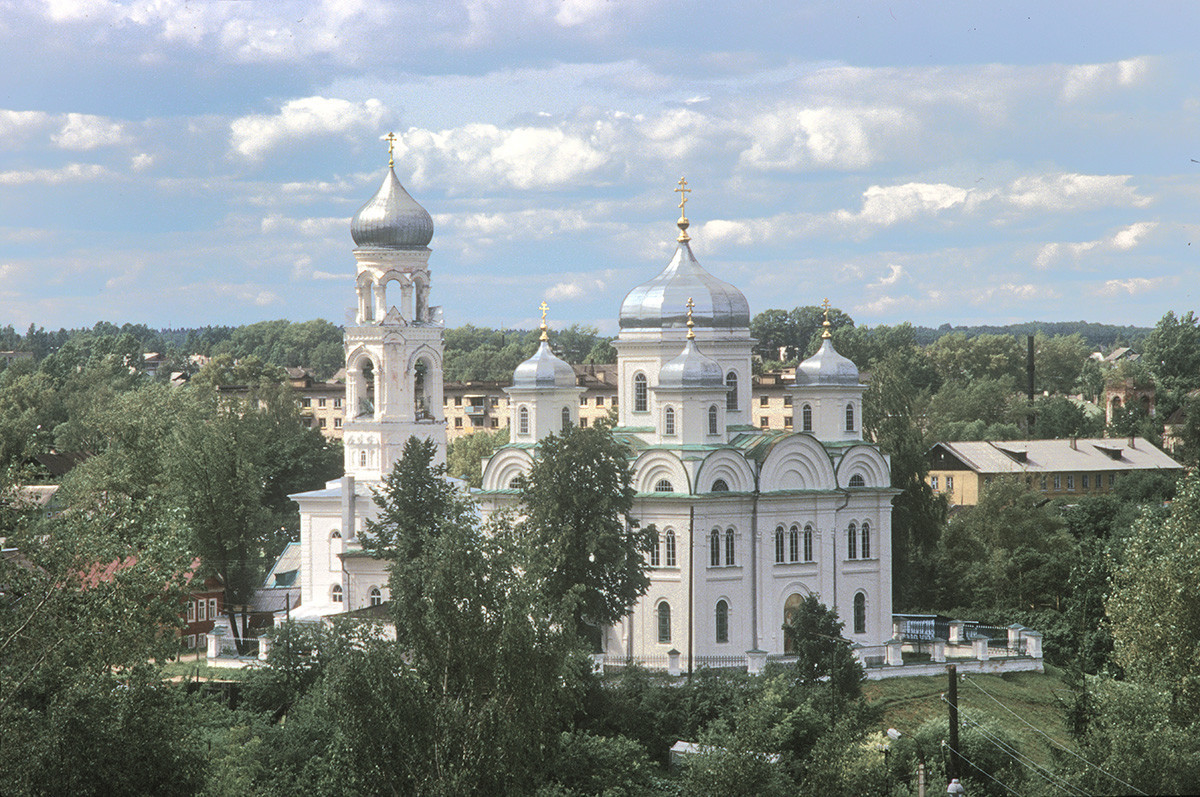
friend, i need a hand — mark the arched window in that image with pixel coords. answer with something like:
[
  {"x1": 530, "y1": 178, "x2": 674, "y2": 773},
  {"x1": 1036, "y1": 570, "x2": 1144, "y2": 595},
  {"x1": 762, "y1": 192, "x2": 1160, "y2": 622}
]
[
  {"x1": 654, "y1": 479, "x2": 674, "y2": 493},
  {"x1": 359, "y1": 450, "x2": 367, "y2": 467},
  {"x1": 861, "y1": 521, "x2": 870, "y2": 559},
  {"x1": 783, "y1": 593, "x2": 804, "y2": 654},
  {"x1": 331, "y1": 584, "x2": 343, "y2": 603},
  {"x1": 802, "y1": 403, "x2": 813, "y2": 432},
  {"x1": 634, "y1": 373, "x2": 648, "y2": 412},
  {"x1": 710, "y1": 530, "x2": 720, "y2": 567},
  {"x1": 774, "y1": 526, "x2": 785, "y2": 563},
  {"x1": 854, "y1": 592, "x2": 866, "y2": 634},
  {"x1": 725, "y1": 529, "x2": 735, "y2": 566},
  {"x1": 369, "y1": 586, "x2": 382, "y2": 607},
  {"x1": 847, "y1": 522, "x2": 858, "y2": 559},
  {"x1": 804, "y1": 523, "x2": 814, "y2": 562},
  {"x1": 561, "y1": 406, "x2": 570, "y2": 431},
  {"x1": 711, "y1": 479, "x2": 729, "y2": 492},
  {"x1": 518, "y1": 406, "x2": 530, "y2": 436},
  {"x1": 658, "y1": 602, "x2": 671, "y2": 643},
  {"x1": 845, "y1": 403, "x2": 855, "y2": 432},
  {"x1": 664, "y1": 406, "x2": 675, "y2": 436},
  {"x1": 650, "y1": 533, "x2": 661, "y2": 567},
  {"x1": 708, "y1": 405, "x2": 719, "y2": 435},
  {"x1": 849, "y1": 473, "x2": 865, "y2": 487},
  {"x1": 789, "y1": 525, "x2": 799, "y2": 562},
  {"x1": 330, "y1": 530, "x2": 341, "y2": 540},
  {"x1": 715, "y1": 600, "x2": 729, "y2": 644},
  {"x1": 726, "y1": 371, "x2": 738, "y2": 411},
  {"x1": 665, "y1": 530, "x2": 677, "y2": 567}
]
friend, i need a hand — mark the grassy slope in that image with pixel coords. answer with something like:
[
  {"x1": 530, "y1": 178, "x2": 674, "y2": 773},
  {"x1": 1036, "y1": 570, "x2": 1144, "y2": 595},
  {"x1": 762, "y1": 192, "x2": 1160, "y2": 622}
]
[{"x1": 862, "y1": 666, "x2": 1073, "y2": 769}]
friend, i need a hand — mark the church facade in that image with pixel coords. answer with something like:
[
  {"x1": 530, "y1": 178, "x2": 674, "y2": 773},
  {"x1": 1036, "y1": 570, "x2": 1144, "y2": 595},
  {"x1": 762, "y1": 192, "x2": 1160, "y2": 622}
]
[{"x1": 294, "y1": 152, "x2": 897, "y2": 663}]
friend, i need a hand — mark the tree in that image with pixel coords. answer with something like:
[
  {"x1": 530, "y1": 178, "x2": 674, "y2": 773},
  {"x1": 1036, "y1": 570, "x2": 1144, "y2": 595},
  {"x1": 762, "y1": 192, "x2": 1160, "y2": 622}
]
[
  {"x1": 517, "y1": 424, "x2": 655, "y2": 648},
  {"x1": 446, "y1": 426, "x2": 509, "y2": 488},
  {"x1": 1029, "y1": 395, "x2": 1103, "y2": 439},
  {"x1": 1143, "y1": 310, "x2": 1200, "y2": 395},
  {"x1": 781, "y1": 595, "x2": 864, "y2": 699}
]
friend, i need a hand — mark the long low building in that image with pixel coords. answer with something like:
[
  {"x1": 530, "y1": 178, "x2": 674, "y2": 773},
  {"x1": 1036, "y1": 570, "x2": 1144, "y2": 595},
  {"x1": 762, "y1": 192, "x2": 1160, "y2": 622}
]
[{"x1": 927, "y1": 437, "x2": 1183, "y2": 505}]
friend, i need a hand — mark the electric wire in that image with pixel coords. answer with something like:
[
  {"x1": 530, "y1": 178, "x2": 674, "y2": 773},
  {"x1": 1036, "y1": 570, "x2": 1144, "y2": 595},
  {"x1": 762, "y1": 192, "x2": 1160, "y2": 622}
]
[
  {"x1": 957, "y1": 707, "x2": 1089, "y2": 797},
  {"x1": 962, "y1": 675, "x2": 1148, "y2": 796},
  {"x1": 951, "y1": 744, "x2": 1025, "y2": 796}
]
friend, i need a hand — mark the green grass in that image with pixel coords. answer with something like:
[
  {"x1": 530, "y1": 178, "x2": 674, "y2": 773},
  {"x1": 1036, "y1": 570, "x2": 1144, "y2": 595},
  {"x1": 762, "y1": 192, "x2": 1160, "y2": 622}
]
[
  {"x1": 158, "y1": 659, "x2": 257, "y2": 682},
  {"x1": 863, "y1": 666, "x2": 1074, "y2": 769}
]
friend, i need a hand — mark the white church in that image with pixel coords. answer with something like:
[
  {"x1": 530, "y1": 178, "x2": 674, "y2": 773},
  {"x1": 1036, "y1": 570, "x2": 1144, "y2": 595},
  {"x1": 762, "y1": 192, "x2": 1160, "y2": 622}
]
[{"x1": 293, "y1": 148, "x2": 897, "y2": 665}]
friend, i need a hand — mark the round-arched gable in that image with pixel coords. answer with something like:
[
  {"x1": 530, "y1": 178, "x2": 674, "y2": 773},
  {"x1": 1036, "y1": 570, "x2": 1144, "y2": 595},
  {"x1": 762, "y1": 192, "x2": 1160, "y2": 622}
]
[
  {"x1": 480, "y1": 447, "x2": 534, "y2": 491},
  {"x1": 759, "y1": 435, "x2": 836, "y2": 492},
  {"x1": 836, "y1": 445, "x2": 891, "y2": 489},
  {"x1": 632, "y1": 450, "x2": 690, "y2": 494},
  {"x1": 696, "y1": 449, "x2": 756, "y2": 493}
]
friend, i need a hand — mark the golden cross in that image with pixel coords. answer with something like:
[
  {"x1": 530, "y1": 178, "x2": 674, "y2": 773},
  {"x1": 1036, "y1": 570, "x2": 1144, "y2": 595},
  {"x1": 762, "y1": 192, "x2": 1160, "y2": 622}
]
[
  {"x1": 686, "y1": 297, "x2": 696, "y2": 339},
  {"x1": 539, "y1": 301, "x2": 549, "y2": 341},
  {"x1": 385, "y1": 132, "x2": 396, "y2": 168},
  {"x1": 821, "y1": 298, "x2": 832, "y2": 338},
  {"x1": 675, "y1": 176, "x2": 691, "y2": 216}
]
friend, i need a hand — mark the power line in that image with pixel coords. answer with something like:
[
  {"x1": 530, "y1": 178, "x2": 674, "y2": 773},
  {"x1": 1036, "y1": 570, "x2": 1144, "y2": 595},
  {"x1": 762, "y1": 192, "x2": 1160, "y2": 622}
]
[
  {"x1": 952, "y1": 744, "x2": 1025, "y2": 796},
  {"x1": 962, "y1": 675, "x2": 1147, "y2": 796},
  {"x1": 958, "y1": 709, "x2": 1088, "y2": 797}
]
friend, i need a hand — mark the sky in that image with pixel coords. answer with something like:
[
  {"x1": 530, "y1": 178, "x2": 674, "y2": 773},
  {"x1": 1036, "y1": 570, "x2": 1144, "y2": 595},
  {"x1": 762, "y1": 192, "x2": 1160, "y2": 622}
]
[{"x1": 1, "y1": 1, "x2": 1199, "y2": 336}]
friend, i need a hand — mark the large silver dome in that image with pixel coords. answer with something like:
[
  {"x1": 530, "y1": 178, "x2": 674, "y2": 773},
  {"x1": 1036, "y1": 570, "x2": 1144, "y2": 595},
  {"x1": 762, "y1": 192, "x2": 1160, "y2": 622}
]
[
  {"x1": 619, "y1": 242, "x2": 750, "y2": 331},
  {"x1": 351, "y1": 167, "x2": 434, "y2": 249},
  {"x1": 658, "y1": 338, "x2": 724, "y2": 390},
  {"x1": 512, "y1": 341, "x2": 576, "y2": 390},
  {"x1": 794, "y1": 338, "x2": 860, "y2": 386}
]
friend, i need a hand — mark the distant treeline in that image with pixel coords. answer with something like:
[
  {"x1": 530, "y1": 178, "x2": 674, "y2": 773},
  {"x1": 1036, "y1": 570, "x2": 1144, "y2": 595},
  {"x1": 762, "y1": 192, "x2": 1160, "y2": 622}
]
[{"x1": 911, "y1": 320, "x2": 1151, "y2": 349}]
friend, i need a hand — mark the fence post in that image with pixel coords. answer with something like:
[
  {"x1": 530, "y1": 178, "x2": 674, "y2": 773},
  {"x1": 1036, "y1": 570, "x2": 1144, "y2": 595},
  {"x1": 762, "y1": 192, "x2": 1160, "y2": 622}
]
[
  {"x1": 1007, "y1": 624, "x2": 1025, "y2": 652},
  {"x1": 948, "y1": 620, "x2": 966, "y2": 644},
  {"x1": 971, "y1": 636, "x2": 989, "y2": 661},
  {"x1": 746, "y1": 649, "x2": 767, "y2": 675},
  {"x1": 931, "y1": 640, "x2": 946, "y2": 663},
  {"x1": 667, "y1": 648, "x2": 682, "y2": 677},
  {"x1": 258, "y1": 634, "x2": 271, "y2": 661},
  {"x1": 885, "y1": 639, "x2": 903, "y2": 666},
  {"x1": 1023, "y1": 630, "x2": 1043, "y2": 659},
  {"x1": 591, "y1": 653, "x2": 605, "y2": 675},
  {"x1": 207, "y1": 625, "x2": 224, "y2": 660}
]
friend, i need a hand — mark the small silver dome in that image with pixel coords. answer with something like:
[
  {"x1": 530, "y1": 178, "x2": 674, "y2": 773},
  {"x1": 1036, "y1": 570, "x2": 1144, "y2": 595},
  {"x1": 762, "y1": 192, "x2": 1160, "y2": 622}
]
[
  {"x1": 794, "y1": 338, "x2": 860, "y2": 386},
  {"x1": 658, "y1": 339, "x2": 724, "y2": 390},
  {"x1": 351, "y1": 167, "x2": 433, "y2": 248},
  {"x1": 512, "y1": 341, "x2": 576, "y2": 390},
  {"x1": 619, "y1": 242, "x2": 750, "y2": 331}
]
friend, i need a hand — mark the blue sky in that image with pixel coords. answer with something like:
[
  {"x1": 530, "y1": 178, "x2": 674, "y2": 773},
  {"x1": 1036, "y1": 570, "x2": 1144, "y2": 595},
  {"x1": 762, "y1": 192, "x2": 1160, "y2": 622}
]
[{"x1": 1, "y1": 1, "x2": 1198, "y2": 336}]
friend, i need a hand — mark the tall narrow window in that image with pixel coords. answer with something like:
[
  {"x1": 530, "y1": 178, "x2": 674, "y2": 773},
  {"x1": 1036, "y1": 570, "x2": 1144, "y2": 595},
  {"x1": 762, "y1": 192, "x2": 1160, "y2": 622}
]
[
  {"x1": 854, "y1": 592, "x2": 866, "y2": 634},
  {"x1": 664, "y1": 406, "x2": 675, "y2": 436},
  {"x1": 710, "y1": 530, "x2": 720, "y2": 566},
  {"x1": 775, "y1": 526, "x2": 785, "y2": 563},
  {"x1": 845, "y1": 403, "x2": 855, "y2": 431},
  {"x1": 804, "y1": 523, "x2": 814, "y2": 562},
  {"x1": 783, "y1": 593, "x2": 803, "y2": 654},
  {"x1": 634, "y1": 373, "x2": 648, "y2": 412},
  {"x1": 847, "y1": 522, "x2": 858, "y2": 559},
  {"x1": 666, "y1": 530, "x2": 677, "y2": 567},
  {"x1": 561, "y1": 406, "x2": 570, "y2": 430},
  {"x1": 360, "y1": 451, "x2": 367, "y2": 467},
  {"x1": 861, "y1": 521, "x2": 870, "y2": 559},
  {"x1": 725, "y1": 529, "x2": 735, "y2": 566},
  {"x1": 726, "y1": 371, "x2": 738, "y2": 411},
  {"x1": 658, "y1": 602, "x2": 671, "y2": 643},
  {"x1": 789, "y1": 525, "x2": 799, "y2": 562},
  {"x1": 708, "y1": 405, "x2": 719, "y2": 435},
  {"x1": 518, "y1": 406, "x2": 530, "y2": 436},
  {"x1": 715, "y1": 600, "x2": 729, "y2": 644},
  {"x1": 802, "y1": 404, "x2": 812, "y2": 432},
  {"x1": 650, "y1": 534, "x2": 660, "y2": 567},
  {"x1": 369, "y1": 587, "x2": 382, "y2": 607}
]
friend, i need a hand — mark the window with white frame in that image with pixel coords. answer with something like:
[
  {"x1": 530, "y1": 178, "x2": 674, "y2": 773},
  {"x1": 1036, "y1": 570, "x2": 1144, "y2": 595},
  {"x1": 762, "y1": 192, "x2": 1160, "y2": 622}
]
[
  {"x1": 724, "y1": 529, "x2": 735, "y2": 566},
  {"x1": 775, "y1": 526, "x2": 785, "y2": 563},
  {"x1": 665, "y1": 530, "x2": 677, "y2": 567},
  {"x1": 518, "y1": 406, "x2": 530, "y2": 436},
  {"x1": 847, "y1": 522, "x2": 858, "y2": 559},
  {"x1": 369, "y1": 587, "x2": 382, "y2": 606},
  {"x1": 804, "y1": 523, "x2": 814, "y2": 562},
  {"x1": 634, "y1": 373, "x2": 648, "y2": 412},
  {"x1": 710, "y1": 530, "x2": 720, "y2": 567},
  {"x1": 715, "y1": 600, "x2": 729, "y2": 644},
  {"x1": 331, "y1": 584, "x2": 343, "y2": 603},
  {"x1": 861, "y1": 521, "x2": 870, "y2": 559},
  {"x1": 657, "y1": 602, "x2": 671, "y2": 643}
]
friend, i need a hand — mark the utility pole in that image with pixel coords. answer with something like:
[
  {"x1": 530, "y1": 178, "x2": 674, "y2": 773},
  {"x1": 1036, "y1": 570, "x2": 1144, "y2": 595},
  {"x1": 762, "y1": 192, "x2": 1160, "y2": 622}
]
[{"x1": 947, "y1": 664, "x2": 960, "y2": 784}]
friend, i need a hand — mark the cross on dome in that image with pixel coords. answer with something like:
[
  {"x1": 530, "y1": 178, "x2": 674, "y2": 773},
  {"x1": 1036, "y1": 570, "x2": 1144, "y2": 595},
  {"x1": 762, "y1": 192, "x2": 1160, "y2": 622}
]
[
  {"x1": 385, "y1": 132, "x2": 396, "y2": 168},
  {"x1": 686, "y1": 297, "x2": 696, "y2": 339},
  {"x1": 674, "y1": 177, "x2": 691, "y2": 243},
  {"x1": 821, "y1": 298, "x2": 833, "y2": 339},
  {"x1": 539, "y1": 301, "x2": 550, "y2": 341}
]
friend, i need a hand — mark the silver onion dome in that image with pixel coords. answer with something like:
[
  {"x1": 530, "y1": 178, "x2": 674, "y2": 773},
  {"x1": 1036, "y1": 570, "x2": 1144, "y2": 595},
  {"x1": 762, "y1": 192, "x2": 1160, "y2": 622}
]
[
  {"x1": 658, "y1": 338, "x2": 724, "y2": 390},
  {"x1": 793, "y1": 338, "x2": 860, "y2": 386},
  {"x1": 512, "y1": 341, "x2": 576, "y2": 390},
  {"x1": 351, "y1": 166, "x2": 434, "y2": 248},
  {"x1": 619, "y1": 241, "x2": 750, "y2": 331}
]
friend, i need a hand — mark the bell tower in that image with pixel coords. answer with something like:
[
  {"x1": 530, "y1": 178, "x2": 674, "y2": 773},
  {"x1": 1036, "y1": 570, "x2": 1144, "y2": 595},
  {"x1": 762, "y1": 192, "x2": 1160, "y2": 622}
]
[{"x1": 342, "y1": 133, "x2": 446, "y2": 480}]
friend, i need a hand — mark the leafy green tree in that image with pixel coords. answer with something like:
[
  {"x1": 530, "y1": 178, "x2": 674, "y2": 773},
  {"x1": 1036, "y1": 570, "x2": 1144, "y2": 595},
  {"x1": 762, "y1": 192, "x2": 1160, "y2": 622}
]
[
  {"x1": 928, "y1": 332, "x2": 1024, "y2": 384},
  {"x1": 517, "y1": 424, "x2": 655, "y2": 648},
  {"x1": 446, "y1": 426, "x2": 509, "y2": 487},
  {"x1": 1029, "y1": 395, "x2": 1103, "y2": 439},
  {"x1": 1143, "y1": 310, "x2": 1200, "y2": 395},
  {"x1": 781, "y1": 595, "x2": 864, "y2": 699}
]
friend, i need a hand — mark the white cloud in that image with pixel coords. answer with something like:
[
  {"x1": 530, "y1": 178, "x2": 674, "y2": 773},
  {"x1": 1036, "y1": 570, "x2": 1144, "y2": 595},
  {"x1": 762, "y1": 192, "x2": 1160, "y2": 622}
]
[
  {"x1": 53, "y1": 113, "x2": 127, "y2": 150},
  {"x1": 0, "y1": 109, "x2": 52, "y2": 142},
  {"x1": 1004, "y1": 173, "x2": 1150, "y2": 213},
  {"x1": 1112, "y1": 221, "x2": 1158, "y2": 250},
  {"x1": 0, "y1": 163, "x2": 110, "y2": 185},
  {"x1": 739, "y1": 105, "x2": 911, "y2": 171},
  {"x1": 1097, "y1": 277, "x2": 1164, "y2": 297},
  {"x1": 399, "y1": 124, "x2": 607, "y2": 191},
  {"x1": 546, "y1": 278, "x2": 605, "y2": 300},
  {"x1": 839, "y1": 182, "x2": 976, "y2": 227},
  {"x1": 1062, "y1": 57, "x2": 1150, "y2": 102},
  {"x1": 231, "y1": 96, "x2": 387, "y2": 161},
  {"x1": 130, "y1": 153, "x2": 155, "y2": 171},
  {"x1": 1034, "y1": 222, "x2": 1159, "y2": 269},
  {"x1": 261, "y1": 213, "x2": 347, "y2": 237},
  {"x1": 870, "y1": 264, "x2": 904, "y2": 289}
]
